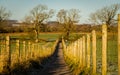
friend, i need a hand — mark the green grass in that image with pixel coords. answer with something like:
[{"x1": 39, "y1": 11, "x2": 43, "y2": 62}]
[
  {"x1": 38, "y1": 33, "x2": 62, "y2": 40},
  {"x1": 95, "y1": 33, "x2": 118, "y2": 62},
  {"x1": 0, "y1": 33, "x2": 62, "y2": 40}
]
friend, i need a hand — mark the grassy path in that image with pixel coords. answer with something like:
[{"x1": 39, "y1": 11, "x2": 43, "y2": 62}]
[{"x1": 39, "y1": 42, "x2": 73, "y2": 75}]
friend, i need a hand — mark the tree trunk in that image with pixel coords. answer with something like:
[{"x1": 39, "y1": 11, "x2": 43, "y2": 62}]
[
  {"x1": 34, "y1": 30, "x2": 38, "y2": 42},
  {"x1": 34, "y1": 23, "x2": 40, "y2": 42}
]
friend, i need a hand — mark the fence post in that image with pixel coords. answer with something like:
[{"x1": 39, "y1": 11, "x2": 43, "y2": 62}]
[
  {"x1": 76, "y1": 41, "x2": 79, "y2": 62},
  {"x1": 92, "y1": 30, "x2": 96, "y2": 75},
  {"x1": 28, "y1": 42, "x2": 31, "y2": 59},
  {"x1": 77, "y1": 39, "x2": 80, "y2": 63},
  {"x1": 80, "y1": 38, "x2": 83, "y2": 67},
  {"x1": 30, "y1": 42, "x2": 32, "y2": 59},
  {"x1": 82, "y1": 36, "x2": 86, "y2": 68},
  {"x1": 102, "y1": 24, "x2": 107, "y2": 75},
  {"x1": 87, "y1": 34, "x2": 90, "y2": 69},
  {"x1": 73, "y1": 42, "x2": 75, "y2": 57},
  {"x1": 26, "y1": 42, "x2": 28, "y2": 60},
  {"x1": 5, "y1": 36, "x2": 11, "y2": 74},
  {"x1": 22, "y1": 41, "x2": 26, "y2": 61},
  {"x1": 31, "y1": 43, "x2": 34, "y2": 58},
  {"x1": 34, "y1": 43, "x2": 37, "y2": 58},
  {"x1": 77, "y1": 40, "x2": 80, "y2": 61},
  {"x1": 118, "y1": 14, "x2": 120, "y2": 75},
  {"x1": 74, "y1": 42, "x2": 77, "y2": 58},
  {"x1": 16, "y1": 40, "x2": 20, "y2": 63}
]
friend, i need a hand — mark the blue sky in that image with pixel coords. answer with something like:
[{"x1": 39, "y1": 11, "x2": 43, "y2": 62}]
[{"x1": 0, "y1": 0, "x2": 120, "y2": 24}]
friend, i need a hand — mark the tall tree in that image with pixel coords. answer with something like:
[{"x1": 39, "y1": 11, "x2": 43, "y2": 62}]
[
  {"x1": 57, "y1": 9, "x2": 80, "y2": 40},
  {"x1": 0, "y1": 6, "x2": 11, "y2": 26},
  {"x1": 89, "y1": 4, "x2": 120, "y2": 25},
  {"x1": 26, "y1": 4, "x2": 54, "y2": 42},
  {"x1": 23, "y1": 15, "x2": 33, "y2": 24}
]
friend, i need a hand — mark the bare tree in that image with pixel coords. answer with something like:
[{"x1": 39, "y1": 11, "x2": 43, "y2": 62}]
[
  {"x1": 89, "y1": 4, "x2": 120, "y2": 25},
  {"x1": 26, "y1": 4, "x2": 54, "y2": 42},
  {"x1": 23, "y1": 15, "x2": 33, "y2": 24},
  {"x1": 0, "y1": 6, "x2": 11, "y2": 25},
  {"x1": 57, "y1": 9, "x2": 80, "y2": 40}
]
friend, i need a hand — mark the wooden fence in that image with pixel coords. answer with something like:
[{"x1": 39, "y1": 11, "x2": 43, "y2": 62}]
[
  {"x1": 0, "y1": 37, "x2": 58, "y2": 74},
  {"x1": 62, "y1": 14, "x2": 120, "y2": 75}
]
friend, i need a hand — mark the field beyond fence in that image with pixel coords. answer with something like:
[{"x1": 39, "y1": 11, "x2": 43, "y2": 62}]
[{"x1": 62, "y1": 14, "x2": 120, "y2": 75}]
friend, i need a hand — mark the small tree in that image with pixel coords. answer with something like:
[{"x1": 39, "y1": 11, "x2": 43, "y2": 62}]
[
  {"x1": 57, "y1": 9, "x2": 80, "y2": 40},
  {"x1": 89, "y1": 4, "x2": 120, "y2": 26},
  {"x1": 26, "y1": 4, "x2": 54, "y2": 42}
]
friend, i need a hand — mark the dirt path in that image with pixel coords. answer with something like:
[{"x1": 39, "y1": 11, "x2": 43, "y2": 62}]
[
  {"x1": 10, "y1": 42, "x2": 72, "y2": 75},
  {"x1": 39, "y1": 42, "x2": 73, "y2": 75}
]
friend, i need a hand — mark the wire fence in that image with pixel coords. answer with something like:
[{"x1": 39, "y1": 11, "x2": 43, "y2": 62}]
[{"x1": 62, "y1": 14, "x2": 120, "y2": 75}]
